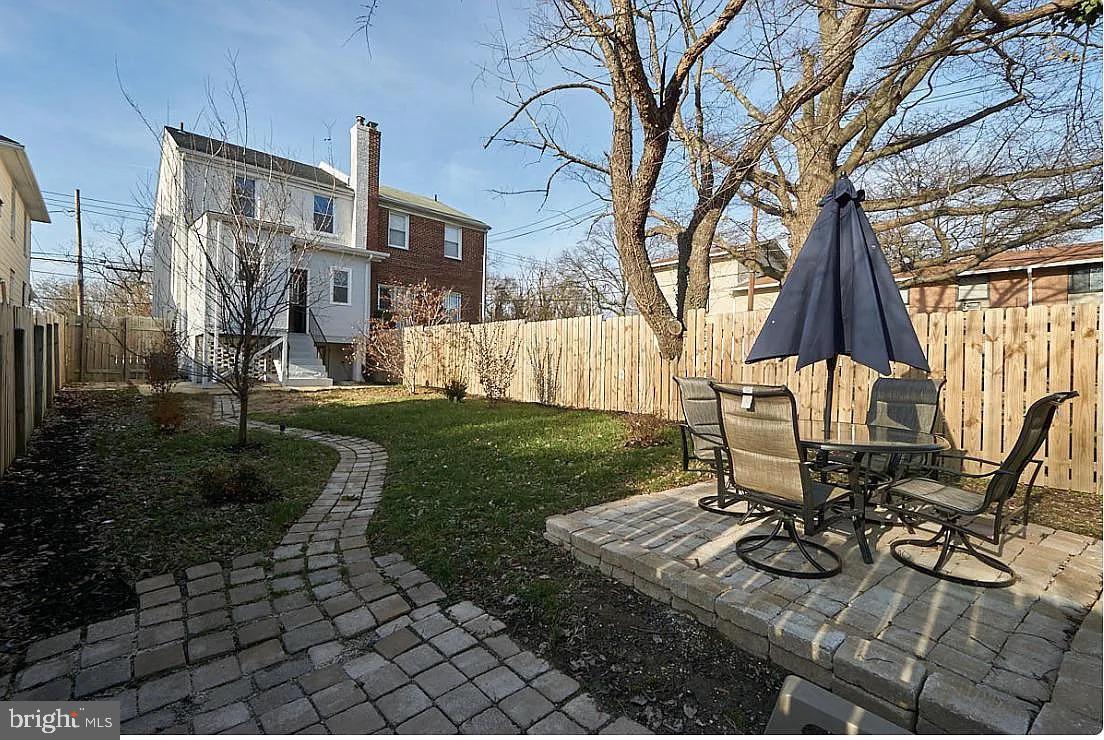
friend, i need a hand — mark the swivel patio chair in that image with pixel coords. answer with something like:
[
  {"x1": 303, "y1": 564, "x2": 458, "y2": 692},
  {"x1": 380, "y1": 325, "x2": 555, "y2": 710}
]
[
  {"x1": 820, "y1": 377, "x2": 945, "y2": 479},
  {"x1": 674, "y1": 376, "x2": 724, "y2": 473},
  {"x1": 880, "y1": 391, "x2": 1078, "y2": 588},
  {"x1": 712, "y1": 383, "x2": 855, "y2": 579}
]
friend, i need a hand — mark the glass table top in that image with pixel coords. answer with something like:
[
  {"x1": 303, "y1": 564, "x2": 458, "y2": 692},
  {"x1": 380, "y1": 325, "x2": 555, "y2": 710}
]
[{"x1": 797, "y1": 420, "x2": 949, "y2": 453}]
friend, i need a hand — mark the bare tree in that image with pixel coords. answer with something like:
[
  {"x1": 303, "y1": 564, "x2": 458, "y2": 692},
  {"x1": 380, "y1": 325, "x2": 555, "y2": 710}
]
[
  {"x1": 694, "y1": 0, "x2": 1101, "y2": 285},
  {"x1": 121, "y1": 62, "x2": 335, "y2": 445},
  {"x1": 559, "y1": 218, "x2": 634, "y2": 315},
  {"x1": 488, "y1": 0, "x2": 750, "y2": 358},
  {"x1": 487, "y1": 261, "x2": 596, "y2": 320},
  {"x1": 468, "y1": 320, "x2": 522, "y2": 403},
  {"x1": 354, "y1": 279, "x2": 456, "y2": 393}
]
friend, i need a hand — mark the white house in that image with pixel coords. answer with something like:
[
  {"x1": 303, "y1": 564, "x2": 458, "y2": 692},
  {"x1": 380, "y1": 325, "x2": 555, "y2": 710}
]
[
  {"x1": 151, "y1": 117, "x2": 488, "y2": 386},
  {"x1": 0, "y1": 134, "x2": 50, "y2": 307}
]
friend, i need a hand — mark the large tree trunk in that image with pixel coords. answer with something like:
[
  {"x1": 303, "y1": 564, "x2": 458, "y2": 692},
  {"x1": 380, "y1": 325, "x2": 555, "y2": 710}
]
[{"x1": 785, "y1": 148, "x2": 838, "y2": 265}]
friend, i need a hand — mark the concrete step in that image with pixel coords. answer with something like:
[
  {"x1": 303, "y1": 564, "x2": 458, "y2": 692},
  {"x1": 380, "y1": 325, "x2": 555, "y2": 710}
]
[{"x1": 283, "y1": 376, "x2": 334, "y2": 388}]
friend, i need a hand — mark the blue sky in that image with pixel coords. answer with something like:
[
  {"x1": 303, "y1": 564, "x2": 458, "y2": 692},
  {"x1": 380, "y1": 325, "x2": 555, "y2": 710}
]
[{"x1": 0, "y1": 0, "x2": 604, "y2": 282}]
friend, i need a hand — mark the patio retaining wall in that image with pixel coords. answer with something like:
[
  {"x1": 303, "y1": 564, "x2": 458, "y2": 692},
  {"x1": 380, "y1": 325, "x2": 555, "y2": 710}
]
[{"x1": 546, "y1": 483, "x2": 1103, "y2": 734}]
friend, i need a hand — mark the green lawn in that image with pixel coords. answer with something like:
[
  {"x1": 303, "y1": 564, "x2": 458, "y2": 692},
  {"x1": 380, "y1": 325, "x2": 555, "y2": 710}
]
[
  {"x1": 253, "y1": 388, "x2": 697, "y2": 610},
  {"x1": 98, "y1": 393, "x2": 339, "y2": 580}
]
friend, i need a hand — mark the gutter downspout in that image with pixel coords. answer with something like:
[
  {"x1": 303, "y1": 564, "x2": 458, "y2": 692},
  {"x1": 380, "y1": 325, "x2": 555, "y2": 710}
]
[{"x1": 1027, "y1": 265, "x2": 1034, "y2": 307}]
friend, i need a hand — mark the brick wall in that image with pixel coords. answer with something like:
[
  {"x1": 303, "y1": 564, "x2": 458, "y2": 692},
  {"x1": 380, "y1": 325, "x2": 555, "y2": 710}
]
[
  {"x1": 909, "y1": 283, "x2": 957, "y2": 312},
  {"x1": 369, "y1": 207, "x2": 485, "y2": 323},
  {"x1": 1032, "y1": 267, "x2": 1070, "y2": 305},
  {"x1": 908, "y1": 267, "x2": 1080, "y2": 311}
]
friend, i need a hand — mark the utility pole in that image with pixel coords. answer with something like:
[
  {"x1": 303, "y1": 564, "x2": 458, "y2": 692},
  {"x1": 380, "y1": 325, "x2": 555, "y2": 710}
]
[
  {"x1": 75, "y1": 189, "x2": 86, "y2": 381},
  {"x1": 75, "y1": 189, "x2": 85, "y2": 316}
]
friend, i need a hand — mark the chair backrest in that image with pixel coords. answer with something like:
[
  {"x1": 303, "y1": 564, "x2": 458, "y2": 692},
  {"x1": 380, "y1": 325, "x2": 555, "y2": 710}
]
[
  {"x1": 865, "y1": 378, "x2": 945, "y2": 433},
  {"x1": 983, "y1": 391, "x2": 1078, "y2": 505},
  {"x1": 674, "y1": 376, "x2": 720, "y2": 433},
  {"x1": 711, "y1": 382, "x2": 810, "y2": 507}
]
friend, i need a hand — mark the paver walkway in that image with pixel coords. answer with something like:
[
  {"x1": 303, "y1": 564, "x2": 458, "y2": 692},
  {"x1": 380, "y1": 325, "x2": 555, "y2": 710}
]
[
  {"x1": 548, "y1": 481, "x2": 1103, "y2": 734},
  {"x1": 1, "y1": 398, "x2": 648, "y2": 735}
]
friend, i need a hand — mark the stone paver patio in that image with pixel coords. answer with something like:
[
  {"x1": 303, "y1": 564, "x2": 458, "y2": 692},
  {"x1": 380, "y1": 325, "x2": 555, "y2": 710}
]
[
  {"x1": 0, "y1": 399, "x2": 648, "y2": 735},
  {"x1": 547, "y1": 481, "x2": 1103, "y2": 734}
]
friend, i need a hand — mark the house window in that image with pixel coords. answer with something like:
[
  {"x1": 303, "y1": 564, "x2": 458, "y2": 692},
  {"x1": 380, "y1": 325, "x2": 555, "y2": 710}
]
[
  {"x1": 956, "y1": 276, "x2": 989, "y2": 310},
  {"x1": 899, "y1": 287, "x2": 910, "y2": 305},
  {"x1": 235, "y1": 242, "x2": 260, "y2": 283},
  {"x1": 377, "y1": 284, "x2": 409, "y2": 316},
  {"x1": 444, "y1": 225, "x2": 462, "y2": 260},
  {"x1": 231, "y1": 176, "x2": 256, "y2": 218},
  {"x1": 1068, "y1": 264, "x2": 1102, "y2": 295},
  {"x1": 314, "y1": 195, "x2": 334, "y2": 233},
  {"x1": 331, "y1": 268, "x2": 350, "y2": 305},
  {"x1": 387, "y1": 212, "x2": 408, "y2": 249},
  {"x1": 443, "y1": 291, "x2": 462, "y2": 320}
]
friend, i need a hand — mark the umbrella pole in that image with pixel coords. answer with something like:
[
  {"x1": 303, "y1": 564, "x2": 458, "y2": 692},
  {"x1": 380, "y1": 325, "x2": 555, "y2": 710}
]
[{"x1": 824, "y1": 356, "x2": 836, "y2": 438}]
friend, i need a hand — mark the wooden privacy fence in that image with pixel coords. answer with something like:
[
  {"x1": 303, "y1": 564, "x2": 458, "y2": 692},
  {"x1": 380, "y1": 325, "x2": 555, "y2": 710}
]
[
  {"x1": 0, "y1": 305, "x2": 67, "y2": 476},
  {"x1": 66, "y1": 315, "x2": 168, "y2": 383},
  {"x1": 412, "y1": 303, "x2": 1101, "y2": 493}
]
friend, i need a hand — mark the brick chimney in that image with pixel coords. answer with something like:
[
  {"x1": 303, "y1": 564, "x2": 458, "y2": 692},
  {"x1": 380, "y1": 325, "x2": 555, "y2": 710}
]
[{"x1": 350, "y1": 116, "x2": 380, "y2": 249}]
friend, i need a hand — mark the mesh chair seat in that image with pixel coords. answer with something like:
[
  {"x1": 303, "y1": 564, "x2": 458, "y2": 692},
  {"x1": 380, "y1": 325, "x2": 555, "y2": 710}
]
[
  {"x1": 674, "y1": 377, "x2": 726, "y2": 471},
  {"x1": 885, "y1": 478, "x2": 985, "y2": 516}
]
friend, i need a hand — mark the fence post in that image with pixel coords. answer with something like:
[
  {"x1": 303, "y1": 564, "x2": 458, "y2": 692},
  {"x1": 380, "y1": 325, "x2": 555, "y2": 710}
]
[{"x1": 121, "y1": 317, "x2": 130, "y2": 383}]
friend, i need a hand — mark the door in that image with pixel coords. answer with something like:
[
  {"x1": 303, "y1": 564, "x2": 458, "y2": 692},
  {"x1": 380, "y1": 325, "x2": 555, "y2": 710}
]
[{"x1": 289, "y1": 269, "x2": 308, "y2": 333}]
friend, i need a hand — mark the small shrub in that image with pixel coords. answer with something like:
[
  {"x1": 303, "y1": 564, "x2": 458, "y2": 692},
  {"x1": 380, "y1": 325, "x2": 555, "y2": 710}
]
[
  {"x1": 147, "y1": 347, "x2": 180, "y2": 397},
  {"x1": 443, "y1": 378, "x2": 468, "y2": 403},
  {"x1": 197, "y1": 459, "x2": 277, "y2": 505},
  {"x1": 623, "y1": 413, "x2": 668, "y2": 448},
  {"x1": 150, "y1": 395, "x2": 185, "y2": 433}
]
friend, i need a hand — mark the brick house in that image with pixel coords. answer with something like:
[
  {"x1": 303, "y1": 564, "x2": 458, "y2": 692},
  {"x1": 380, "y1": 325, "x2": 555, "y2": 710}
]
[
  {"x1": 152, "y1": 117, "x2": 489, "y2": 385},
  {"x1": 653, "y1": 242, "x2": 1101, "y2": 315}
]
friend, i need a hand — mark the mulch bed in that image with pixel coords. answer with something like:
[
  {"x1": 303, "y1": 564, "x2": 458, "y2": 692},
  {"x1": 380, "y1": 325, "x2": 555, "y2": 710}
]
[
  {"x1": 452, "y1": 548, "x2": 785, "y2": 733},
  {"x1": 0, "y1": 389, "x2": 139, "y2": 674}
]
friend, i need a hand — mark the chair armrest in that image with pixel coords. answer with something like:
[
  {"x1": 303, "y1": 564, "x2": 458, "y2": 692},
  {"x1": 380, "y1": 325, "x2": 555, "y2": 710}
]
[{"x1": 933, "y1": 451, "x2": 1002, "y2": 468}]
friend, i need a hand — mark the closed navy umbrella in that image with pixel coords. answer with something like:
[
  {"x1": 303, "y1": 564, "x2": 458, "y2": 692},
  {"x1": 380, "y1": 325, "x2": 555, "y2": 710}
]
[{"x1": 746, "y1": 175, "x2": 929, "y2": 432}]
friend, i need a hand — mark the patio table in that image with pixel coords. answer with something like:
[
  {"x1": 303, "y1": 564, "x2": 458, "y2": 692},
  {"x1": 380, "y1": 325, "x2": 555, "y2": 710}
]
[{"x1": 797, "y1": 420, "x2": 950, "y2": 564}]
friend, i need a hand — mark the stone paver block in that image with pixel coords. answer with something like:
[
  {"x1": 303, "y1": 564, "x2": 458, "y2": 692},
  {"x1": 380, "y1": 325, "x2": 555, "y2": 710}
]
[
  {"x1": 834, "y1": 637, "x2": 926, "y2": 709},
  {"x1": 528, "y1": 711, "x2": 587, "y2": 734},
  {"x1": 326, "y1": 701, "x2": 386, "y2": 734},
  {"x1": 377, "y1": 683, "x2": 433, "y2": 725},
  {"x1": 186, "y1": 562, "x2": 222, "y2": 580},
  {"x1": 139, "y1": 585, "x2": 181, "y2": 610},
  {"x1": 334, "y1": 606, "x2": 377, "y2": 637},
  {"x1": 137, "y1": 670, "x2": 191, "y2": 713},
  {"x1": 438, "y1": 682, "x2": 493, "y2": 724},
  {"x1": 26, "y1": 630, "x2": 81, "y2": 663},
  {"x1": 74, "y1": 658, "x2": 132, "y2": 697},
  {"x1": 251, "y1": 682, "x2": 304, "y2": 715},
  {"x1": 501, "y1": 686, "x2": 555, "y2": 728},
  {"x1": 375, "y1": 627, "x2": 421, "y2": 658},
  {"x1": 412, "y1": 613, "x2": 454, "y2": 639},
  {"x1": 81, "y1": 633, "x2": 135, "y2": 667},
  {"x1": 506, "y1": 651, "x2": 551, "y2": 680},
  {"x1": 135, "y1": 642, "x2": 186, "y2": 678},
  {"x1": 300, "y1": 665, "x2": 347, "y2": 694},
  {"x1": 230, "y1": 566, "x2": 265, "y2": 585},
  {"x1": 254, "y1": 656, "x2": 312, "y2": 691},
  {"x1": 461, "y1": 707, "x2": 518, "y2": 734},
  {"x1": 531, "y1": 670, "x2": 580, "y2": 703},
  {"x1": 140, "y1": 603, "x2": 182, "y2": 627},
  {"x1": 259, "y1": 696, "x2": 319, "y2": 734},
  {"x1": 430, "y1": 626, "x2": 478, "y2": 657},
  {"x1": 87, "y1": 614, "x2": 135, "y2": 643},
  {"x1": 919, "y1": 670, "x2": 1035, "y2": 734},
  {"x1": 474, "y1": 666, "x2": 525, "y2": 702},
  {"x1": 342, "y1": 652, "x2": 388, "y2": 680},
  {"x1": 312, "y1": 679, "x2": 366, "y2": 717},
  {"x1": 369, "y1": 594, "x2": 411, "y2": 624},
  {"x1": 136, "y1": 574, "x2": 176, "y2": 594},
  {"x1": 358, "y1": 663, "x2": 408, "y2": 700},
  {"x1": 600, "y1": 716, "x2": 653, "y2": 734},
  {"x1": 188, "y1": 630, "x2": 236, "y2": 662},
  {"x1": 137, "y1": 620, "x2": 185, "y2": 651},
  {"x1": 192, "y1": 655, "x2": 241, "y2": 692},
  {"x1": 237, "y1": 616, "x2": 281, "y2": 647},
  {"x1": 230, "y1": 582, "x2": 268, "y2": 606},
  {"x1": 767, "y1": 610, "x2": 847, "y2": 668},
  {"x1": 187, "y1": 609, "x2": 230, "y2": 636},
  {"x1": 232, "y1": 600, "x2": 272, "y2": 623},
  {"x1": 398, "y1": 707, "x2": 457, "y2": 734},
  {"x1": 485, "y1": 634, "x2": 522, "y2": 659},
  {"x1": 283, "y1": 621, "x2": 336, "y2": 653},
  {"x1": 194, "y1": 701, "x2": 251, "y2": 734},
  {"x1": 281, "y1": 604, "x2": 323, "y2": 630},
  {"x1": 414, "y1": 661, "x2": 467, "y2": 698},
  {"x1": 17, "y1": 654, "x2": 76, "y2": 690},
  {"x1": 563, "y1": 693, "x2": 611, "y2": 730},
  {"x1": 1029, "y1": 702, "x2": 1103, "y2": 734},
  {"x1": 453, "y1": 646, "x2": 499, "y2": 679},
  {"x1": 239, "y1": 639, "x2": 287, "y2": 673}
]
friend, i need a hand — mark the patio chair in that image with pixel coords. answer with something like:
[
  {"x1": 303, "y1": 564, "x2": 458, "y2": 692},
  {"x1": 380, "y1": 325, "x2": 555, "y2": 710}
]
[
  {"x1": 674, "y1": 376, "x2": 724, "y2": 473},
  {"x1": 820, "y1": 377, "x2": 946, "y2": 479},
  {"x1": 880, "y1": 391, "x2": 1078, "y2": 588},
  {"x1": 712, "y1": 383, "x2": 855, "y2": 579}
]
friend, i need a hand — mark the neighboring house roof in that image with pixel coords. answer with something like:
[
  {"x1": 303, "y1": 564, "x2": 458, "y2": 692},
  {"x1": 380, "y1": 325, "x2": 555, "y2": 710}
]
[
  {"x1": 165, "y1": 126, "x2": 489, "y2": 230},
  {"x1": 957, "y1": 242, "x2": 1101, "y2": 273},
  {"x1": 166, "y1": 127, "x2": 353, "y2": 193},
  {"x1": 378, "y1": 185, "x2": 488, "y2": 230},
  {"x1": 0, "y1": 133, "x2": 50, "y2": 223},
  {"x1": 651, "y1": 241, "x2": 786, "y2": 271}
]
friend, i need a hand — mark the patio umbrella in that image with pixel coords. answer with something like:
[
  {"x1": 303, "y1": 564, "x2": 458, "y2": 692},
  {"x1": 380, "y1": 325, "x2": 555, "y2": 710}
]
[{"x1": 745, "y1": 175, "x2": 929, "y2": 434}]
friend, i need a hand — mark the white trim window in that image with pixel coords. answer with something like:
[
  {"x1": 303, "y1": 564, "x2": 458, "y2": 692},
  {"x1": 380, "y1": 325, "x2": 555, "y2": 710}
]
[
  {"x1": 443, "y1": 291, "x2": 462, "y2": 320},
  {"x1": 331, "y1": 268, "x2": 351, "y2": 305},
  {"x1": 444, "y1": 225, "x2": 462, "y2": 260},
  {"x1": 387, "y1": 212, "x2": 409, "y2": 249}
]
